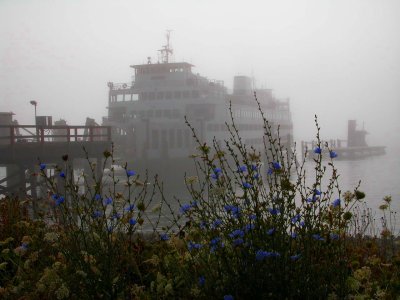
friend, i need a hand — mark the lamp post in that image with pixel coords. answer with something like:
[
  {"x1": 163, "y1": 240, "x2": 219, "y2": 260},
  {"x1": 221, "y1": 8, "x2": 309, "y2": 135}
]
[
  {"x1": 30, "y1": 100, "x2": 38, "y2": 142},
  {"x1": 30, "y1": 100, "x2": 37, "y2": 125}
]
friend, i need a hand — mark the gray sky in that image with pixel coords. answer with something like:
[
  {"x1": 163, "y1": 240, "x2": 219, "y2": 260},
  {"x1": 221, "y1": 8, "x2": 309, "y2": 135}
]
[{"x1": 1, "y1": 0, "x2": 399, "y2": 147}]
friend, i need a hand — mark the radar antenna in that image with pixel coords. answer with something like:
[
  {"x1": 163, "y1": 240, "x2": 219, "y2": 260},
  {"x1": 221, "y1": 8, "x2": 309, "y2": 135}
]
[{"x1": 158, "y1": 30, "x2": 173, "y2": 63}]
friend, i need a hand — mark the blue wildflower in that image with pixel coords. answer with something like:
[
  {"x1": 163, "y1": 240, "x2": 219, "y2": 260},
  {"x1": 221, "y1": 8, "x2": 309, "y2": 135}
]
[
  {"x1": 233, "y1": 238, "x2": 244, "y2": 246},
  {"x1": 267, "y1": 228, "x2": 275, "y2": 235},
  {"x1": 312, "y1": 234, "x2": 325, "y2": 241},
  {"x1": 198, "y1": 275, "x2": 205, "y2": 287},
  {"x1": 21, "y1": 243, "x2": 28, "y2": 250},
  {"x1": 211, "y1": 173, "x2": 219, "y2": 180},
  {"x1": 225, "y1": 205, "x2": 241, "y2": 218},
  {"x1": 212, "y1": 238, "x2": 223, "y2": 251},
  {"x1": 59, "y1": 171, "x2": 65, "y2": 178},
  {"x1": 314, "y1": 147, "x2": 322, "y2": 154},
  {"x1": 214, "y1": 167, "x2": 222, "y2": 174},
  {"x1": 229, "y1": 229, "x2": 245, "y2": 239},
  {"x1": 255, "y1": 250, "x2": 267, "y2": 261},
  {"x1": 39, "y1": 163, "x2": 46, "y2": 170},
  {"x1": 210, "y1": 237, "x2": 221, "y2": 246},
  {"x1": 180, "y1": 204, "x2": 192, "y2": 214},
  {"x1": 332, "y1": 198, "x2": 341, "y2": 207},
  {"x1": 255, "y1": 250, "x2": 279, "y2": 261},
  {"x1": 126, "y1": 170, "x2": 136, "y2": 177},
  {"x1": 314, "y1": 189, "x2": 321, "y2": 196},
  {"x1": 211, "y1": 168, "x2": 222, "y2": 179},
  {"x1": 290, "y1": 254, "x2": 301, "y2": 261},
  {"x1": 268, "y1": 208, "x2": 280, "y2": 215},
  {"x1": 160, "y1": 233, "x2": 169, "y2": 241},
  {"x1": 306, "y1": 197, "x2": 315, "y2": 203},
  {"x1": 272, "y1": 162, "x2": 281, "y2": 170},
  {"x1": 103, "y1": 197, "x2": 112, "y2": 206},
  {"x1": 330, "y1": 233, "x2": 339, "y2": 240},
  {"x1": 210, "y1": 237, "x2": 224, "y2": 252},
  {"x1": 251, "y1": 164, "x2": 258, "y2": 171},
  {"x1": 242, "y1": 182, "x2": 252, "y2": 189},
  {"x1": 291, "y1": 232, "x2": 298, "y2": 239},
  {"x1": 94, "y1": 194, "x2": 102, "y2": 201},
  {"x1": 224, "y1": 295, "x2": 234, "y2": 300},
  {"x1": 92, "y1": 210, "x2": 102, "y2": 218},
  {"x1": 199, "y1": 220, "x2": 207, "y2": 230},
  {"x1": 291, "y1": 214, "x2": 301, "y2": 224},
  {"x1": 125, "y1": 204, "x2": 135, "y2": 211},
  {"x1": 224, "y1": 205, "x2": 233, "y2": 212},
  {"x1": 330, "y1": 151, "x2": 338, "y2": 158},
  {"x1": 249, "y1": 214, "x2": 256, "y2": 220},
  {"x1": 232, "y1": 207, "x2": 241, "y2": 218},
  {"x1": 52, "y1": 194, "x2": 59, "y2": 200},
  {"x1": 267, "y1": 168, "x2": 273, "y2": 175},
  {"x1": 112, "y1": 213, "x2": 121, "y2": 220},
  {"x1": 244, "y1": 223, "x2": 255, "y2": 232},
  {"x1": 212, "y1": 219, "x2": 223, "y2": 228},
  {"x1": 55, "y1": 196, "x2": 65, "y2": 206},
  {"x1": 188, "y1": 241, "x2": 202, "y2": 251},
  {"x1": 300, "y1": 221, "x2": 305, "y2": 227},
  {"x1": 253, "y1": 173, "x2": 260, "y2": 180},
  {"x1": 129, "y1": 218, "x2": 137, "y2": 226},
  {"x1": 237, "y1": 165, "x2": 247, "y2": 173}
]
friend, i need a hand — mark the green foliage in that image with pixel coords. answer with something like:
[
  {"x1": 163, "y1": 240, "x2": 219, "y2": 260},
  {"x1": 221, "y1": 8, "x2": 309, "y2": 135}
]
[
  {"x1": 173, "y1": 105, "x2": 355, "y2": 298},
  {"x1": 0, "y1": 98, "x2": 398, "y2": 299}
]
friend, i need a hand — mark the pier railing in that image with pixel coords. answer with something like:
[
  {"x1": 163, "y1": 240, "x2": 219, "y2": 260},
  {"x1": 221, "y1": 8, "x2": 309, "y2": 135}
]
[{"x1": 0, "y1": 125, "x2": 112, "y2": 145}]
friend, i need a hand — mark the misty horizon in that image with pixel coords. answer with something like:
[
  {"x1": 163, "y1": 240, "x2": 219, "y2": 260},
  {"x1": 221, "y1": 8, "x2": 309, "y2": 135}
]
[{"x1": 1, "y1": 0, "x2": 399, "y2": 148}]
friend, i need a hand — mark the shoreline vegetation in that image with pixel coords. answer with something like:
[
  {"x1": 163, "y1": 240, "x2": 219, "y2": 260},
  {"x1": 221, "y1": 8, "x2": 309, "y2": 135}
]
[{"x1": 1, "y1": 98, "x2": 399, "y2": 299}]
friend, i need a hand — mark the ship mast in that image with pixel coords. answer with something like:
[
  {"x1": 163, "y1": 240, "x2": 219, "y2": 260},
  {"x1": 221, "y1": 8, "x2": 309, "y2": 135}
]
[{"x1": 158, "y1": 30, "x2": 173, "y2": 63}]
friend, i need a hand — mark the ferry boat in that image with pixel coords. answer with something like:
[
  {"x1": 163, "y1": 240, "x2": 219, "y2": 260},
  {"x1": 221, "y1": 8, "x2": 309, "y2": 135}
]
[{"x1": 103, "y1": 33, "x2": 293, "y2": 184}]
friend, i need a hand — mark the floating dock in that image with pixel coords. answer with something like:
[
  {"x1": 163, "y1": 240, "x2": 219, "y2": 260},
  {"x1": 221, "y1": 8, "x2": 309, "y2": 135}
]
[{"x1": 301, "y1": 120, "x2": 386, "y2": 160}]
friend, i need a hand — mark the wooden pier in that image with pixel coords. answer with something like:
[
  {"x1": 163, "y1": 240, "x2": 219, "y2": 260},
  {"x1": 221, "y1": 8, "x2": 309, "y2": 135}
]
[
  {"x1": 0, "y1": 124, "x2": 112, "y2": 198},
  {"x1": 301, "y1": 120, "x2": 386, "y2": 160},
  {"x1": 301, "y1": 140, "x2": 386, "y2": 160}
]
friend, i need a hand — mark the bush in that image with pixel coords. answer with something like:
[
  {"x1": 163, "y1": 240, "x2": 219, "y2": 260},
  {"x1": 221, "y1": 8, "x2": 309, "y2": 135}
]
[
  {"x1": 173, "y1": 103, "x2": 356, "y2": 299},
  {"x1": 0, "y1": 97, "x2": 398, "y2": 299}
]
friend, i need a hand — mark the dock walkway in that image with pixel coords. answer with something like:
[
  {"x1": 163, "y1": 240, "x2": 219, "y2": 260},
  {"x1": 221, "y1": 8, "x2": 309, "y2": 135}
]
[{"x1": 0, "y1": 124, "x2": 112, "y2": 197}]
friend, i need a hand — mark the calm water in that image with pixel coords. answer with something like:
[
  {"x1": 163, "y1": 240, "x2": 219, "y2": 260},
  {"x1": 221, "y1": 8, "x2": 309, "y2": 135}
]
[
  {"x1": 309, "y1": 146, "x2": 400, "y2": 213},
  {"x1": 1, "y1": 146, "x2": 399, "y2": 228}
]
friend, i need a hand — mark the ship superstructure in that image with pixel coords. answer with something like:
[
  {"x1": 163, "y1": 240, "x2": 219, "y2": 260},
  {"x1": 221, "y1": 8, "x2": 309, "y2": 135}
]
[{"x1": 104, "y1": 35, "x2": 293, "y2": 177}]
